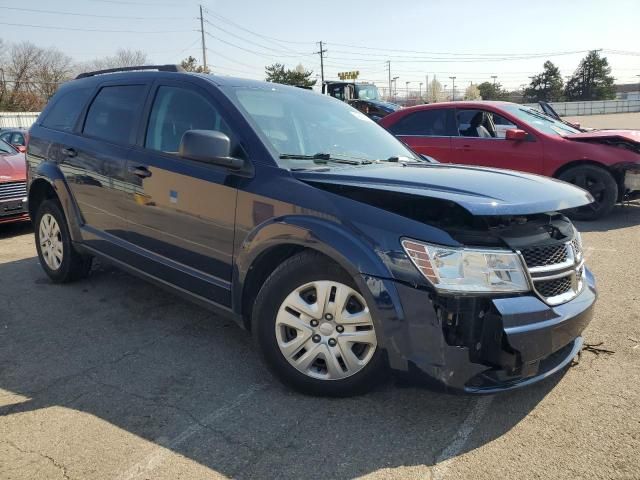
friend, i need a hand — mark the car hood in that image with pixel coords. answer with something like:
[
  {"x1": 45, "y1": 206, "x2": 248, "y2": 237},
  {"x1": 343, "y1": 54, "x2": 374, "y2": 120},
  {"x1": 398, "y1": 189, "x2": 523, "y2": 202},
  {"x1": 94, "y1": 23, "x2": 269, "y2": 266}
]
[
  {"x1": 0, "y1": 153, "x2": 26, "y2": 181},
  {"x1": 564, "y1": 130, "x2": 640, "y2": 144},
  {"x1": 294, "y1": 163, "x2": 593, "y2": 216}
]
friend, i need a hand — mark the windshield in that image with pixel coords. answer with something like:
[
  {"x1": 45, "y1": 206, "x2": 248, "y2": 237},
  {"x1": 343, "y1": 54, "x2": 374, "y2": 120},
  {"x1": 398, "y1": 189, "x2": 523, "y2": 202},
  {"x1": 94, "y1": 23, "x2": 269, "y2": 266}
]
[
  {"x1": 355, "y1": 84, "x2": 380, "y2": 101},
  {"x1": 229, "y1": 87, "x2": 418, "y2": 169},
  {"x1": 0, "y1": 139, "x2": 16, "y2": 154},
  {"x1": 503, "y1": 105, "x2": 581, "y2": 136}
]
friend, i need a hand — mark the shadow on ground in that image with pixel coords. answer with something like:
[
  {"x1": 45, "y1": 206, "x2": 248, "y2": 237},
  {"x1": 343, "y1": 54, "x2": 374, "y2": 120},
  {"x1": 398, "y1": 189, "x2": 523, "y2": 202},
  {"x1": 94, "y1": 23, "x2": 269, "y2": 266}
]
[
  {"x1": 0, "y1": 255, "x2": 562, "y2": 479},
  {"x1": 574, "y1": 201, "x2": 640, "y2": 233},
  {"x1": 0, "y1": 221, "x2": 32, "y2": 239}
]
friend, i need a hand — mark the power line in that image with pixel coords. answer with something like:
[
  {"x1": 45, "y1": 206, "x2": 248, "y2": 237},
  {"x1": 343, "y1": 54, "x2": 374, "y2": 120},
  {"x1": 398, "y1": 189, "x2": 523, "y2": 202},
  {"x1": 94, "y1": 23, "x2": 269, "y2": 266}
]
[
  {"x1": 201, "y1": 9, "x2": 315, "y2": 46},
  {"x1": 0, "y1": 6, "x2": 191, "y2": 20},
  {"x1": 0, "y1": 21, "x2": 192, "y2": 34},
  {"x1": 203, "y1": 19, "x2": 312, "y2": 57}
]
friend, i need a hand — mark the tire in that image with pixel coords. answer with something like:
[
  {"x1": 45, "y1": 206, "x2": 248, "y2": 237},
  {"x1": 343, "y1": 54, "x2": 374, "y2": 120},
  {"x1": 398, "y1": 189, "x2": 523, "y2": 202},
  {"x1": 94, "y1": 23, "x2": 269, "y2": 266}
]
[
  {"x1": 558, "y1": 165, "x2": 618, "y2": 221},
  {"x1": 252, "y1": 251, "x2": 387, "y2": 396},
  {"x1": 34, "y1": 199, "x2": 92, "y2": 283}
]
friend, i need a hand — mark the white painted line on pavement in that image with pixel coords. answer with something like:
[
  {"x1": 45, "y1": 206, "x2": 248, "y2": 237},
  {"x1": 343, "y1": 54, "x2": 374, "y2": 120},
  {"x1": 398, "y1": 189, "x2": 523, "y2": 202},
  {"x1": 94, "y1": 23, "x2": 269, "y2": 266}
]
[
  {"x1": 116, "y1": 383, "x2": 268, "y2": 480},
  {"x1": 432, "y1": 396, "x2": 493, "y2": 480}
]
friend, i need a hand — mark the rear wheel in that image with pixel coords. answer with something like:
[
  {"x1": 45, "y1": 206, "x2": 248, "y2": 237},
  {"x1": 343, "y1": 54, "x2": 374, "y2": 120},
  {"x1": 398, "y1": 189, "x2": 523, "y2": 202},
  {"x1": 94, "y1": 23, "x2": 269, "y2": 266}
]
[
  {"x1": 252, "y1": 251, "x2": 386, "y2": 396},
  {"x1": 34, "y1": 199, "x2": 92, "y2": 283},
  {"x1": 558, "y1": 165, "x2": 618, "y2": 220}
]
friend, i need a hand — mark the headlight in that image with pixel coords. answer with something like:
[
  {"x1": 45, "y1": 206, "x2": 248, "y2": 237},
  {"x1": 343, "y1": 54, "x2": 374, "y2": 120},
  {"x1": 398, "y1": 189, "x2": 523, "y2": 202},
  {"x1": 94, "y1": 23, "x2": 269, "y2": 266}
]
[{"x1": 401, "y1": 238, "x2": 530, "y2": 293}]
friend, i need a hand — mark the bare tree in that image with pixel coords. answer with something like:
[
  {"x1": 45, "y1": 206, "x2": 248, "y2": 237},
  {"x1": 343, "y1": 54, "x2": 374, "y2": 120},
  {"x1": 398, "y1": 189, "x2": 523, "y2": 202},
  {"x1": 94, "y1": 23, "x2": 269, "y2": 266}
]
[
  {"x1": 3, "y1": 41, "x2": 44, "y2": 110},
  {"x1": 33, "y1": 48, "x2": 74, "y2": 100},
  {"x1": 85, "y1": 49, "x2": 149, "y2": 71}
]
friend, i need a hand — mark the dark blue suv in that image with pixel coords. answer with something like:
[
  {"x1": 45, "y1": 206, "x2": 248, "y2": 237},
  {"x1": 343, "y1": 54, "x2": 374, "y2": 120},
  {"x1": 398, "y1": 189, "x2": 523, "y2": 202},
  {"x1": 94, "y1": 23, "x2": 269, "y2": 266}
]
[{"x1": 26, "y1": 65, "x2": 596, "y2": 396}]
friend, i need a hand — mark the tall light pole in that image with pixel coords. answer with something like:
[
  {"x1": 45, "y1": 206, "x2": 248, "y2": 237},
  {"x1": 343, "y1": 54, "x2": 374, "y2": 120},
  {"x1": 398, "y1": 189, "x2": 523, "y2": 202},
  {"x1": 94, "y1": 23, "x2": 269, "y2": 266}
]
[
  {"x1": 419, "y1": 82, "x2": 423, "y2": 100},
  {"x1": 406, "y1": 81, "x2": 410, "y2": 99},
  {"x1": 491, "y1": 75, "x2": 498, "y2": 87},
  {"x1": 449, "y1": 76, "x2": 456, "y2": 101},
  {"x1": 392, "y1": 76, "x2": 399, "y2": 100}
]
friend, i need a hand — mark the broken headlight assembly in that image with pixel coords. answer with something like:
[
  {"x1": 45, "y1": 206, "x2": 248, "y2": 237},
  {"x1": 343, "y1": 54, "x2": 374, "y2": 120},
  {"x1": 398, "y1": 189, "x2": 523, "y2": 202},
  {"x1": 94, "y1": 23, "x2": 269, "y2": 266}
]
[{"x1": 401, "y1": 238, "x2": 530, "y2": 293}]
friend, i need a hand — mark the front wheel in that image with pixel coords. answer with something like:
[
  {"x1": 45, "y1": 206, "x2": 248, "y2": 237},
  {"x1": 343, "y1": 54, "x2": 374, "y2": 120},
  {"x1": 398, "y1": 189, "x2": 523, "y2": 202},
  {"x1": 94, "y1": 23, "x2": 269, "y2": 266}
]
[
  {"x1": 34, "y1": 199, "x2": 92, "y2": 283},
  {"x1": 558, "y1": 165, "x2": 618, "y2": 220},
  {"x1": 252, "y1": 252, "x2": 386, "y2": 396}
]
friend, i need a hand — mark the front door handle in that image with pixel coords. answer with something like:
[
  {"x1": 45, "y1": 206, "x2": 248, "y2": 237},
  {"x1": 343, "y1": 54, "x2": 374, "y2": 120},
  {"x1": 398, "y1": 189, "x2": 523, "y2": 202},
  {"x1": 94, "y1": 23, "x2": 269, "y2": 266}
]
[
  {"x1": 128, "y1": 165, "x2": 152, "y2": 178},
  {"x1": 61, "y1": 147, "x2": 77, "y2": 157}
]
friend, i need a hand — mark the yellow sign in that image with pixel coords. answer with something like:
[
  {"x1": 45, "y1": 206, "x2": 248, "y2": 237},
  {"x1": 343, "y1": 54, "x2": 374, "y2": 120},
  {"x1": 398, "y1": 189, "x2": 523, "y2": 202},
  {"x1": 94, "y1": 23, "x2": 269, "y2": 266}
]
[{"x1": 338, "y1": 71, "x2": 359, "y2": 80}]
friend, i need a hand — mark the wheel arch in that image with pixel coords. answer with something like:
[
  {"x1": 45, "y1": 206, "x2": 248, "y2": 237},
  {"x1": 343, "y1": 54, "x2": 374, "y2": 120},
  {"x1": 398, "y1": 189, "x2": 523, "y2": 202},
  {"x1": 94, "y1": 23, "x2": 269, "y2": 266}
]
[
  {"x1": 234, "y1": 216, "x2": 395, "y2": 330},
  {"x1": 28, "y1": 162, "x2": 83, "y2": 241},
  {"x1": 553, "y1": 159, "x2": 624, "y2": 200}
]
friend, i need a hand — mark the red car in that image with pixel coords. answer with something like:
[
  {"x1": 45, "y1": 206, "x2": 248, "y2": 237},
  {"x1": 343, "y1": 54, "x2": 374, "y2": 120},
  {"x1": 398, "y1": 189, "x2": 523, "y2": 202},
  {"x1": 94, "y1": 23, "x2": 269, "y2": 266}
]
[
  {"x1": 0, "y1": 138, "x2": 29, "y2": 224},
  {"x1": 380, "y1": 101, "x2": 640, "y2": 219}
]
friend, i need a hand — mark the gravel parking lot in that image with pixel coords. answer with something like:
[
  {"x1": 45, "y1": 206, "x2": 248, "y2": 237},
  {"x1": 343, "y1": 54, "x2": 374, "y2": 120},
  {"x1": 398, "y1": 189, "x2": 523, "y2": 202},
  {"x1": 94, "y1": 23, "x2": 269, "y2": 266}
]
[{"x1": 1, "y1": 202, "x2": 639, "y2": 480}]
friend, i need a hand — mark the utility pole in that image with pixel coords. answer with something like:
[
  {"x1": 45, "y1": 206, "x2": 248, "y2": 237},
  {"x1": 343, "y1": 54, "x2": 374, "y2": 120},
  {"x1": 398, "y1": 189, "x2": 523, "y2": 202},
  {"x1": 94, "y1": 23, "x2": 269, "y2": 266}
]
[
  {"x1": 449, "y1": 76, "x2": 456, "y2": 101},
  {"x1": 199, "y1": 5, "x2": 207, "y2": 71},
  {"x1": 425, "y1": 75, "x2": 429, "y2": 102},
  {"x1": 386, "y1": 61, "x2": 391, "y2": 101},
  {"x1": 315, "y1": 41, "x2": 327, "y2": 84}
]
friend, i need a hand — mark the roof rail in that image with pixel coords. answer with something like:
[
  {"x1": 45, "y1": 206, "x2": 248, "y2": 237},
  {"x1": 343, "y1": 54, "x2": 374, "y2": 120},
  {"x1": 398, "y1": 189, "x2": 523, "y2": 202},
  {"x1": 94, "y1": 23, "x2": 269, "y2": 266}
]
[{"x1": 76, "y1": 64, "x2": 185, "y2": 79}]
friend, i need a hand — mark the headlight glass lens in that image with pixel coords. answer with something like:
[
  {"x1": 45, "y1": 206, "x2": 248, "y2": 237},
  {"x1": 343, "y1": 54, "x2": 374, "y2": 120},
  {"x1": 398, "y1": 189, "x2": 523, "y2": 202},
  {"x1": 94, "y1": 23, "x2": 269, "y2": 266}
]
[{"x1": 401, "y1": 239, "x2": 530, "y2": 293}]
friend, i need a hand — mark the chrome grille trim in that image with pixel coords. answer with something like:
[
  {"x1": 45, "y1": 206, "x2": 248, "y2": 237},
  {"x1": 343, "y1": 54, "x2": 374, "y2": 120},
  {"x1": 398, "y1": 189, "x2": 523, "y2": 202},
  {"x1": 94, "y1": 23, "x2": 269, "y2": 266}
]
[
  {"x1": 518, "y1": 237, "x2": 584, "y2": 306},
  {"x1": 0, "y1": 181, "x2": 27, "y2": 201}
]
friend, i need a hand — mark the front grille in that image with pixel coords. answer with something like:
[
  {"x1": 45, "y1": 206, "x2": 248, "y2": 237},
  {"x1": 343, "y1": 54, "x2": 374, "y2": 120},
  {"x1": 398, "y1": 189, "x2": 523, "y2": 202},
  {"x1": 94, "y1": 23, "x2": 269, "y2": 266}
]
[
  {"x1": 521, "y1": 244, "x2": 568, "y2": 268},
  {"x1": 535, "y1": 276, "x2": 573, "y2": 298},
  {"x1": 0, "y1": 181, "x2": 27, "y2": 201},
  {"x1": 519, "y1": 236, "x2": 584, "y2": 306}
]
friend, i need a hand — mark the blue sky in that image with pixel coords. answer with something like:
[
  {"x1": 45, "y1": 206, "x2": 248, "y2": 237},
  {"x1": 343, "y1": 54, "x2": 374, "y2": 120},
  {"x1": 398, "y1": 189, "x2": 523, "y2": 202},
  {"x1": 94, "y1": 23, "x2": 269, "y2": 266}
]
[{"x1": 2, "y1": 0, "x2": 639, "y2": 92}]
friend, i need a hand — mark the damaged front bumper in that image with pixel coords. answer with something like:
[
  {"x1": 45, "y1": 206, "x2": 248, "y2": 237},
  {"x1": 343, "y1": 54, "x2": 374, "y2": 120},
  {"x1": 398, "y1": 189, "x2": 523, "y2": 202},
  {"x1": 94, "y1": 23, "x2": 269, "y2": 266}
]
[{"x1": 366, "y1": 267, "x2": 596, "y2": 394}]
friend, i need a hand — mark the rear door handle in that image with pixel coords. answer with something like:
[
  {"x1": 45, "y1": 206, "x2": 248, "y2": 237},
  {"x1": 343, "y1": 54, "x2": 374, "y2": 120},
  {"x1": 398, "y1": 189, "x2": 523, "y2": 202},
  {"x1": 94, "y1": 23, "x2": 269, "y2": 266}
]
[
  {"x1": 128, "y1": 165, "x2": 152, "y2": 178},
  {"x1": 61, "y1": 147, "x2": 77, "y2": 157}
]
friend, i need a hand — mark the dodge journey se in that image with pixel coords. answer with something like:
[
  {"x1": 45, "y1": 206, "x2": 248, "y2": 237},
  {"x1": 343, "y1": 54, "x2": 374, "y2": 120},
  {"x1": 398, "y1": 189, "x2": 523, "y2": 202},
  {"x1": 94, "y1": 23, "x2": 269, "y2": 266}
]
[{"x1": 26, "y1": 65, "x2": 597, "y2": 396}]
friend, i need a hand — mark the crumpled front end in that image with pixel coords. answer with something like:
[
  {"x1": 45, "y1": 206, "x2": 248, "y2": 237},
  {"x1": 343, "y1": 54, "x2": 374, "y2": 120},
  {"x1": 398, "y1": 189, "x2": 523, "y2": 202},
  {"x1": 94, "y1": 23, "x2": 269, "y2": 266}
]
[{"x1": 377, "y1": 268, "x2": 595, "y2": 393}]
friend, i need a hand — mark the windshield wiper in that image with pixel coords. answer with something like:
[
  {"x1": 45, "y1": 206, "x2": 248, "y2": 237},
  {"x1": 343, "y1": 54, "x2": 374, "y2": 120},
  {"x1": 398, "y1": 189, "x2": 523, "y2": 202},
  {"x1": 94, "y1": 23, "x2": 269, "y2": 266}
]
[{"x1": 279, "y1": 153, "x2": 370, "y2": 165}]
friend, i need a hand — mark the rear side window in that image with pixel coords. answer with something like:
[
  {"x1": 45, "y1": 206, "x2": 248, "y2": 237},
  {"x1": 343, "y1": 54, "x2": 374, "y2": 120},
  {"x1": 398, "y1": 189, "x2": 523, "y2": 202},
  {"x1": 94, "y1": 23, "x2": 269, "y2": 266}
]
[
  {"x1": 41, "y1": 87, "x2": 93, "y2": 132},
  {"x1": 145, "y1": 86, "x2": 232, "y2": 153},
  {"x1": 83, "y1": 85, "x2": 147, "y2": 145},
  {"x1": 388, "y1": 109, "x2": 455, "y2": 136}
]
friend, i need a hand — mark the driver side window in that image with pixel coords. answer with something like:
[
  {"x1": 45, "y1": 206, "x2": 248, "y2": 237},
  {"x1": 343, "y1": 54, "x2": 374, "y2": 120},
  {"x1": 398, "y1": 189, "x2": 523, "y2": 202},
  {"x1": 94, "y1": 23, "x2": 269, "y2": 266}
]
[
  {"x1": 456, "y1": 109, "x2": 517, "y2": 139},
  {"x1": 145, "y1": 86, "x2": 235, "y2": 154}
]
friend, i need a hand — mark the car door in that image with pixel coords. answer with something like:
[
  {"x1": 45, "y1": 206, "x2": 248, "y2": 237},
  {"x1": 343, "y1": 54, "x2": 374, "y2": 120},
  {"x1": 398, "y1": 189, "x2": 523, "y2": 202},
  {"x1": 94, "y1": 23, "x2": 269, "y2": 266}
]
[
  {"x1": 123, "y1": 80, "x2": 241, "y2": 307},
  {"x1": 451, "y1": 108, "x2": 543, "y2": 172},
  {"x1": 57, "y1": 82, "x2": 150, "y2": 257},
  {"x1": 385, "y1": 108, "x2": 457, "y2": 163}
]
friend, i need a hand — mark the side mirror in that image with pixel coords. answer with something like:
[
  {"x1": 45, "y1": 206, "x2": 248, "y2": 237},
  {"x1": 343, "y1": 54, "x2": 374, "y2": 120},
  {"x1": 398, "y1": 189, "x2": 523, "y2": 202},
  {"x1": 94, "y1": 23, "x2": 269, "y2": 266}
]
[
  {"x1": 16, "y1": 145, "x2": 27, "y2": 153},
  {"x1": 505, "y1": 128, "x2": 528, "y2": 141},
  {"x1": 179, "y1": 130, "x2": 245, "y2": 170}
]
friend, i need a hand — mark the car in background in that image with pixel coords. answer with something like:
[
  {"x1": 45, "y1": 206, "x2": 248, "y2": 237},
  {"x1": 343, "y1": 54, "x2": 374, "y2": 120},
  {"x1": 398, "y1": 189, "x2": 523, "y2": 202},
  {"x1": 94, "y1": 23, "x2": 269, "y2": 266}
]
[
  {"x1": 0, "y1": 138, "x2": 29, "y2": 224},
  {"x1": 380, "y1": 101, "x2": 640, "y2": 220},
  {"x1": 0, "y1": 128, "x2": 29, "y2": 153}
]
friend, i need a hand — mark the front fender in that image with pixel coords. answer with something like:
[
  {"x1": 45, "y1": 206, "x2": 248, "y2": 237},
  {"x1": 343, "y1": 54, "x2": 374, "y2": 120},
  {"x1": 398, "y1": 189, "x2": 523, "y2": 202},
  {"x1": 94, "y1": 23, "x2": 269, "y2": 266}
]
[
  {"x1": 233, "y1": 215, "x2": 407, "y2": 350},
  {"x1": 28, "y1": 160, "x2": 83, "y2": 242}
]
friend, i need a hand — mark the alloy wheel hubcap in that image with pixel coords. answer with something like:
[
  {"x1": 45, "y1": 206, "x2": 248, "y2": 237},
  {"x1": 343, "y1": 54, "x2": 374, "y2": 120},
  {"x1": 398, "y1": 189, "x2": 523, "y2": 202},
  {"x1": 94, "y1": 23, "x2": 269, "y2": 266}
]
[
  {"x1": 275, "y1": 281, "x2": 377, "y2": 380},
  {"x1": 39, "y1": 213, "x2": 63, "y2": 270}
]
